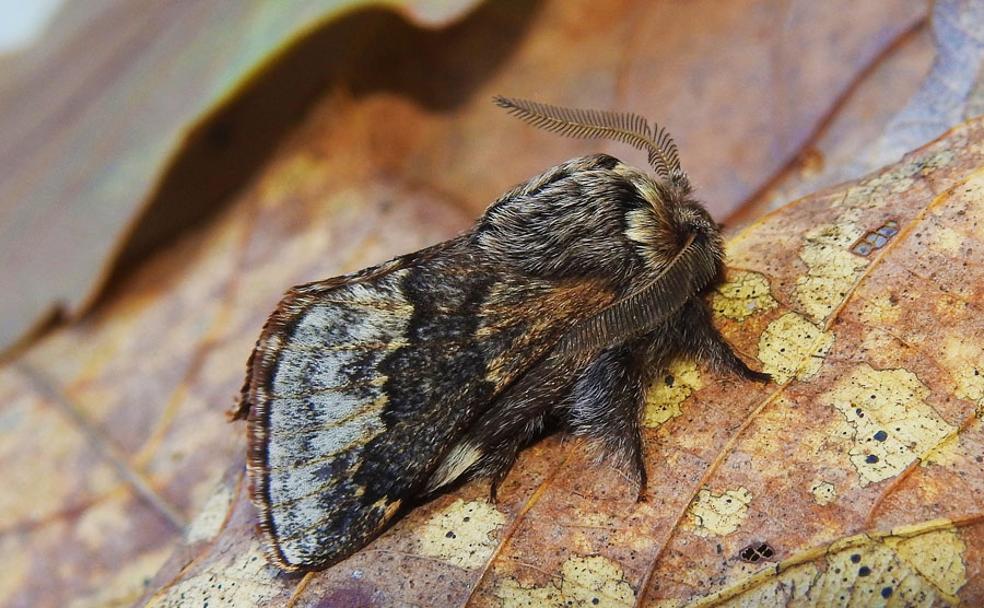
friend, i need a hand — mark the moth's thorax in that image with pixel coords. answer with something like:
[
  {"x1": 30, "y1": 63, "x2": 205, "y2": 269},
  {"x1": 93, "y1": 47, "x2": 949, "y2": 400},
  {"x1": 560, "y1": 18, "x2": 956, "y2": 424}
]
[
  {"x1": 474, "y1": 155, "x2": 724, "y2": 298},
  {"x1": 475, "y1": 155, "x2": 642, "y2": 285}
]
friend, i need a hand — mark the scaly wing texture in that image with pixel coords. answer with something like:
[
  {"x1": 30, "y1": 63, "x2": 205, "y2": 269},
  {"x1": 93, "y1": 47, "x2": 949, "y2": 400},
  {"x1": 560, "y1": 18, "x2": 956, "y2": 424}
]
[{"x1": 241, "y1": 244, "x2": 614, "y2": 570}]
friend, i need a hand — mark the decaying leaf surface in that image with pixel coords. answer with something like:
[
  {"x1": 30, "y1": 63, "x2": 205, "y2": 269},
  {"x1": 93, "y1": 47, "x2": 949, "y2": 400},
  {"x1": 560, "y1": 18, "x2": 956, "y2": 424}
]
[
  {"x1": 0, "y1": 0, "x2": 925, "y2": 355},
  {"x1": 116, "y1": 114, "x2": 984, "y2": 607}
]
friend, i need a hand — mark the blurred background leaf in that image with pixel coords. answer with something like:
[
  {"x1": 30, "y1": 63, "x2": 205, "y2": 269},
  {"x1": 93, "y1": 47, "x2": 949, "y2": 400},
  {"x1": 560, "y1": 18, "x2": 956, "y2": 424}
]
[
  {"x1": 0, "y1": 0, "x2": 479, "y2": 356},
  {"x1": 740, "y1": 0, "x2": 984, "y2": 220}
]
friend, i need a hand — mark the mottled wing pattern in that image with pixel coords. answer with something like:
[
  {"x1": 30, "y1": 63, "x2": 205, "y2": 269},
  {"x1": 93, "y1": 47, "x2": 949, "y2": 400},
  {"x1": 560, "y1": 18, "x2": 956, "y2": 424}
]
[{"x1": 238, "y1": 241, "x2": 613, "y2": 571}]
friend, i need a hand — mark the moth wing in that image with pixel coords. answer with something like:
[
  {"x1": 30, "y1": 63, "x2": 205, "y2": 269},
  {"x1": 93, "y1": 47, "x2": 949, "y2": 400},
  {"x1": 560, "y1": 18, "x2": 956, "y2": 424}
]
[{"x1": 239, "y1": 243, "x2": 612, "y2": 571}]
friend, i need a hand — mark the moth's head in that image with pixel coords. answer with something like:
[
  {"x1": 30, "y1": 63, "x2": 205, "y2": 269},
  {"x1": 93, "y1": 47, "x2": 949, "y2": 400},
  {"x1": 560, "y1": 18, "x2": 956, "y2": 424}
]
[
  {"x1": 669, "y1": 192, "x2": 722, "y2": 242},
  {"x1": 670, "y1": 193, "x2": 726, "y2": 281},
  {"x1": 617, "y1": 165, "x2": 725, "y2": 277}
]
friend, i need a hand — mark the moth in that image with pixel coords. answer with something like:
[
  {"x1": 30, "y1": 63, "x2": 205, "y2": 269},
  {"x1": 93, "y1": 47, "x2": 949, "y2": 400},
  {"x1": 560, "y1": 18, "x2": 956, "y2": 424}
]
[{"x1": 232, "y1": 97, "x2": 770, "y2": 572}]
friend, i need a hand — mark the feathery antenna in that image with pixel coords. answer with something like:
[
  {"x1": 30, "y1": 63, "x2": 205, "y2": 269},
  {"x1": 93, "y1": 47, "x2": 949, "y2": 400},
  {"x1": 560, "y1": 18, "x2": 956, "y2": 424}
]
[{"x1": 494, "y1": 96, "x2": 686, "y2": 184}]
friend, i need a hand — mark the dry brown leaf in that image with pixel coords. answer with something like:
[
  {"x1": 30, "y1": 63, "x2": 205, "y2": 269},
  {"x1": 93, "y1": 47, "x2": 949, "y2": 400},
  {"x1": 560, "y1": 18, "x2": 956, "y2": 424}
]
[
  {"x1": 9, "y1": 97, "x2": 981, "y2": 608},
  {"x1": 8, "y1": 2, "x2": 984, "y2": 606},
  {"x1": 131, "y1": 112, "x2": 984, "y2": 608},
  {"x1": 0, "y1": 0, "x2": 925, "y2": 355}
]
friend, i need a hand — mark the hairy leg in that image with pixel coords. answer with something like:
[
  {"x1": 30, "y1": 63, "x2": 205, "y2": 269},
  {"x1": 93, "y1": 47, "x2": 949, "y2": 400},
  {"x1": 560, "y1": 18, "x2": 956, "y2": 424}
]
[
  {"x1": 566, "y1": 336, "x2": 673, "y2": 501},
  {"x1": 676, "y1": 298, "x2": 771, "y2": 383},
  {"x1": 426, "y1": 297, "x2": 767, "y2": 502},
  {"x1": 563, "y1": 297, "x2": 768, "y2": 500},
  {"x1": 423, "y1": 356, "x2": 575, "y2": 500}
]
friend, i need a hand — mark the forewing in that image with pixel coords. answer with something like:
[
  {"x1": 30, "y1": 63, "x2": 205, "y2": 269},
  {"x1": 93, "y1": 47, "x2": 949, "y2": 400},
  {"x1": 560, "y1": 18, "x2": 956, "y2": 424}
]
[{"x1": 240, "y1": 243, "x2": 613, "y2": 571}]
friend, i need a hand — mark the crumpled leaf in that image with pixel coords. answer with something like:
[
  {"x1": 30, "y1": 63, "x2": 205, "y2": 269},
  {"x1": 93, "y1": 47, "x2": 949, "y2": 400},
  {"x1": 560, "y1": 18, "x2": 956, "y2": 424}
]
[
  {"x1": 0, "y1": 0, "x2": 481, "y2": 355},
  {"x1": 743, "y1": 0, "x2": 984, "y2": 220},
  {"x1": 126, "y1": 112, "x2": 984, "y2": 607},
  {"x1": 0, "y1": 0, "x2": 926, "y2": 355},
  {"x1": 863, "y1": 0, "x2": 984, "y2": 168}
]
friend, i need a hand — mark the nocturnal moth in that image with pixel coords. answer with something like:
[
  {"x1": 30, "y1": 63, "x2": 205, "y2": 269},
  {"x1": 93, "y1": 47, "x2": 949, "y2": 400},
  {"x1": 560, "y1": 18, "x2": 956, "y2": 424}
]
[{"x1": 231, "y1": 97, "x2": 770, "y2": 572}]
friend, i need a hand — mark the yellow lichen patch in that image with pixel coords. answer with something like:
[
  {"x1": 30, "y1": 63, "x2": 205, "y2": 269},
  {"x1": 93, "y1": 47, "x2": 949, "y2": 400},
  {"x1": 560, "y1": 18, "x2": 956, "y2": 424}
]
[
  {"x1": 686, "y1": 487, "x2": 752, "y2": 537},
  {"x1": 819, "y1": 364, "x2": 956, "y2": 486},
  {"x1": 757, "y1": 312, "x2": 834, "y2": 384},
  {"x1": 954, "y1": 172, "x2": 984, "y2": 240},
  {"x1": 694, "y1": 563, "x2": 820, "y2": 607},
  {"x1": 145, "y1": 541, "x2": 282, "y2": 607},
  {"x1": 810, "y1": 480, "x2": 837, "y2": 506},
  {"x1": 685, "y1": 521, "x2": 968, "y2": 607},
  {"x1": 416, "y1": 499, "x2": 506, "y2": 570},
  {"x1": 940, "y1": 335, "x2": 984, "y2": 418},
  {"x1": 810, "y1": 543, "x2": 913, "y2": 604},
  {"x1": 914, "y1": 148, "x2": 957, "y2": 177},
  {"x1": 922, "y1": 434, "x2": 962, "y2": 468},
  {"x1": 494, "y1": 555, "x2": 636, "y2": 608},
  {"x1": 887, "y1": 528, "x2": 967, "y2": 597},
  {"x1": 794, "y1": 215, "x2": 868, "y2": 322},
  {"x1": 185, "y1": 484, "x2": 234, "y2": 543},
  {"x1": 931, "y1": 226, "x2": 965, "y2": 255},
  {"x1": 833, "y1": 153, "x2": 931, "y2": 212},
  {"x1": 858, "y1": 293, "x2": 901, "y2": 326},
  {"x1": 643, "y1": 359, "x2": 702, "y2": 428},
  {"x1": 710, "y1": 271, "x2": 777, "y2": 321}
]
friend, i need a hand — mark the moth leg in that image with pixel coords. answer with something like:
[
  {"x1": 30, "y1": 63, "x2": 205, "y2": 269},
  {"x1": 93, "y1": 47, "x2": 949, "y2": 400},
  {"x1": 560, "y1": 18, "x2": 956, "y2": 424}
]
[
  {"x1": 426, "y1": 410, "x2": 552, "y2": 502},
  {"x1": 425, "y1": 359, "x2": 570, "y2": 500},
  {"x1": 682, "y1": 298, "x2": 771, "y2": 383},
  {"x1": 631, "y1": 439, "x2": 648, "y2": 503},
  {"x1": 485, "y1": 424, "x2": 537, "y2": 504},
  {"x1": 567, "y1": 342, "x2": 656, "y2": 501},
  {"x1": 489, "y1": 470, "x2": 505, "y2": 505}
]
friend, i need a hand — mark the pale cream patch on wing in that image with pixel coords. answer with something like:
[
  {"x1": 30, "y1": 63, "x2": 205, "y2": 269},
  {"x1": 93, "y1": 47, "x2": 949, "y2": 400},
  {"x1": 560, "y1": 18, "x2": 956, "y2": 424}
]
[{"x1": 427, "y1": 441, "x2": 484, "y2": 492}]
